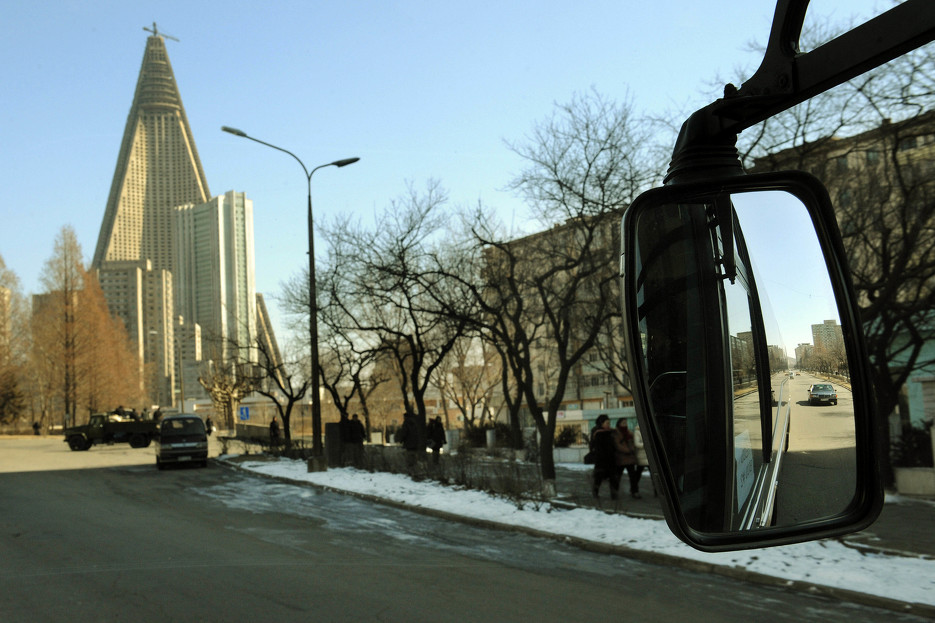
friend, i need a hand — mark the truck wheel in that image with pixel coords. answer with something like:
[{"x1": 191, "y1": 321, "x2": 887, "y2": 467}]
[
  {"x1": 129, "y1": 434, "x2": 144, "y2": 448},
  {"x1": 67, "y1": 436, "x2": 88, "y2": 451}
]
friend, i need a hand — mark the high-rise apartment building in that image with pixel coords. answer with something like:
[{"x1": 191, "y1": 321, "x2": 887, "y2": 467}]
[
  {"x1": 812, "y1": 319, "x2": 845, "y2": 354},
  {"x1": 174, "y1": 191, "x2": 257, "y2": 363}
]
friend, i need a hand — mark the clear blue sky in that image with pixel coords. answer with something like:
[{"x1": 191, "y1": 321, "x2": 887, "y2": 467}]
[{"x1": 1, "y1": 0, "x2": 893, "y2": 341}]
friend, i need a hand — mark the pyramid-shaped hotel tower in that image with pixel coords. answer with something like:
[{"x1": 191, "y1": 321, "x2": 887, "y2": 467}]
[
  {"x1": 93, "y1": 29, "x2": 267, "y2": 409},
  {"x1": 93, "y1": 31, "x2": 211, "y2": 271}
]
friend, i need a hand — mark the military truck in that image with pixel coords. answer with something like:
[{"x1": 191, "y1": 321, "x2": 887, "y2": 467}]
[{"x1": 64, "y1": 413, "x2": 158, "y2": 451}]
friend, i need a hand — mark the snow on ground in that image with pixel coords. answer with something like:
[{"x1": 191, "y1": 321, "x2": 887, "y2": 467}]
[{"x1": 226, "y1": 455, "x2": 935, "y2": 607}]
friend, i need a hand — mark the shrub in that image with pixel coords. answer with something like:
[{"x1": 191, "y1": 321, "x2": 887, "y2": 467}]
[
  {"x1": 554, "y1": 425, "x2": 580, "y2": 448},
  {"x1": 892, "y1": 421, "x2": 934, "y2": 468}
]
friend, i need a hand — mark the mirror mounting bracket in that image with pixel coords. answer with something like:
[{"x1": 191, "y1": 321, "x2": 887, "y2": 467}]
[
  {"x1": 664, "y1": 0, "x2": 935, "y2": 186},
  {"x1": 710, "y1": 194, "x2": 736, "y2": 284}
]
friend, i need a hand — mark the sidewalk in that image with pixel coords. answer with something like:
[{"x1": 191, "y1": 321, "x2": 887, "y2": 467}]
[{"x1": 551, "y1": 462, "x2": 935, "y2": 559}]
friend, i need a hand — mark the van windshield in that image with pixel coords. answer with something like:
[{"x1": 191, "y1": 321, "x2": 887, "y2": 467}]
[{"x1": 161, "y1": 419, "x2": 204, "y2": 435}]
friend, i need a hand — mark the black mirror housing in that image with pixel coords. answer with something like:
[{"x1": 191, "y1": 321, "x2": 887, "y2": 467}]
[{"x1": 620, "y1": 170, "x2": 882, "y2": 551}]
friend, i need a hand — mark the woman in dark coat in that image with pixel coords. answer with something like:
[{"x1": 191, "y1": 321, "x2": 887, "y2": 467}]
[{"x1": 590, "y1": 414, "x2": 620, "y2": 500}]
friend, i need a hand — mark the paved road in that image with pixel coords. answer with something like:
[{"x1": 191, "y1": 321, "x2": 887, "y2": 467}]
[{"x1": 0, "y1": 437, "x2": 929, "y2": 622}]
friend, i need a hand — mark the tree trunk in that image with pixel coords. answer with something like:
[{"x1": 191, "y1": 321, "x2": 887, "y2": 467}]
[{"x1": 538, "y1": 431, "x2": 556, "y2": 484}]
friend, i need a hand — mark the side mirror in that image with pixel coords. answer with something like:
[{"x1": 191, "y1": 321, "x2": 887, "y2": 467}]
[{"x1": 620, "y1": 171, "x2": 882, "y2": 551}]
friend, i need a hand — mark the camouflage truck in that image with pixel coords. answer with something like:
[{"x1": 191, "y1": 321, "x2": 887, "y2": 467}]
[{"x1": 64, "y1": 413, "x2": 158, "y2": 451}]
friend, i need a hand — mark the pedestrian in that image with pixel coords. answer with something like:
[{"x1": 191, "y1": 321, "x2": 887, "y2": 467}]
[
  {"x1": 614, "y1": 418, "x2": 640, "y2": 498},
  {"x1": 269, "y1": 416, "x2": 281, "y2": 446},
  {"x1": 589, "y1": 414, "x2": 619, "y2": 500},
  {"x1": 396, "y1": 411, "x2": 424, "y2": 474},
  {"x1": 633, "y1": 424, "x2": 654, "y2": 497},
  {"x1": 339, "y1": 413, "x2": 353, "y2": 465},
  {"x1": 349, "y1": 413, "x2": 367, "y2": 467},
  {"x1": 428, "y1": 416, "x2": 446, "y2": 464},
  {"x1": 32, "y1": 422, "x2": 40, "y2": 436},
  {"x1": 205, "y1": 415, "x2": 214, "y2": 436}
]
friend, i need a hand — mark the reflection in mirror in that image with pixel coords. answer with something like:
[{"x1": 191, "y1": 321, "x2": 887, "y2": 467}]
[{"x1": 631, "y1": 190, "x2": 856, "y2": 535}]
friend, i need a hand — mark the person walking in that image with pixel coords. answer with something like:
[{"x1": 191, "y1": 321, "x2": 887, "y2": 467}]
[
  {"x1": 269, "y1": 416, "x2": 281, "y2": 446},
  {"x1": 339, "y1": 413, "x2": 353, "y2": 465},
  {"x1": 614, "y1": 418, "x2": 640, "y2": 498},
  {"x1": 589, "y1": 414, "x2": 619, "y2": 500},
  {"x1": 428, "y1": 416, "x2": 446, "y2": 464},
  {"x1": 349, "y1": 414, "x2": 367, "y2": 467},
  {"x1": 396, "y1": 411, "x2": 424, "y2": 475}
]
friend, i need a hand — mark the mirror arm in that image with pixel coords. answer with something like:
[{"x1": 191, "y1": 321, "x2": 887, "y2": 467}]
[
  {"x1": 664, "y1": 0, "x2": 935, "y2": 186},
  {"x1": 729, "y1": 0, "x2": 935, "y2": 130}
]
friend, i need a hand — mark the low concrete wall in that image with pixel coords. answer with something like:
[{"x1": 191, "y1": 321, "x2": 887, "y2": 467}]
[
  {"x1": 554, "y1": 446, "x2": 588, "y2": 464},
  {"x1": 235, "y1": 423, "x2": 272, "y2": 441},
  {"x1": 895, "y1": 467, "x2": 935, "y2": 497}
]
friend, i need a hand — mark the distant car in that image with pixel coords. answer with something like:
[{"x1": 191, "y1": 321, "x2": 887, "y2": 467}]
[
  {"x1": 154, "y1": 414, "x2": 208, "y2": 469},
  {"x1": 808, "y1": 383, "x2": 837, "y2": 406}
]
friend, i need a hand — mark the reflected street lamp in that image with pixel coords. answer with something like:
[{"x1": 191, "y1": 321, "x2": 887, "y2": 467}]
[{"x1": 222, "y1": 125, "x2": 359, "y2": 456}]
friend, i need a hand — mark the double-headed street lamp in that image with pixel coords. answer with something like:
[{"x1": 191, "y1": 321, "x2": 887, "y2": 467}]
[{"x1": 222, "y1": 125, "x2": 359, "y2": 456}]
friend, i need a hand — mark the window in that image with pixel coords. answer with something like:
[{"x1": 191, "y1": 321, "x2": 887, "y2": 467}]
[{"x1": 898, "y1": 136, "x2": 918, "y2": 151}]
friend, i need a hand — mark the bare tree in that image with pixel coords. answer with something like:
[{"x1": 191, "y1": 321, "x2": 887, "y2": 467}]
[
  {"x1": 281, "y1": 262, "x2": 395, "y2": 440},
  {"x1": 76, "y1": 270, "x2": 145, "y2": 415},
  {"x1": 198, "y1": 358, "x2": 254, "y2": 431},
  {"x1": 431, "y1": 335, "x2": 504, "y2": 430},
  {"x1": 240, "y1": 334, "x2": 309, "y2": 445},
  {"x1": 318, "y1": 181, "x2": 471, "y2": 432},
  {"x1": 30, "y1": 229, "x2": 144, "y2": 426},
  {"x1": 0, "y1": 255, "x2": 28, "y2": 425},
  {"x1": 35, "y1": 227, "x2": 84, "y2": 425},
  {"x1": 431, "y1": 91, "x2": 667, "y2": 490}
]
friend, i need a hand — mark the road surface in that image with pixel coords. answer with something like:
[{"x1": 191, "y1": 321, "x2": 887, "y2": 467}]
[{"x1": 0, "y1": 437, "x2": 925, "y2": 622}]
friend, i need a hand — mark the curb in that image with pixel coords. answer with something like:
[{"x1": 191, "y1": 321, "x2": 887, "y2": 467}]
[{"x1": 215, "y1": 458, "x2": 935, "y2": 619}]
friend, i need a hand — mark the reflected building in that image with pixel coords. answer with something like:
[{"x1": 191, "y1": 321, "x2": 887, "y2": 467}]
[{"x1": 811, "y1": 319, "x2": 844, "y2": 353}]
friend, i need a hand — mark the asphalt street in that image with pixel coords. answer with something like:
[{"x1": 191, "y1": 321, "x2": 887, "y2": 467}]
[{"x1": 1, "y1": 437, "x2": 932, "y2": 622}]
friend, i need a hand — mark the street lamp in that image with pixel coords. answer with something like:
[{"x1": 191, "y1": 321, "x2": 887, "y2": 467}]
[{"x1": 222, "y1": 125, "x2": 358, "y2": 456}]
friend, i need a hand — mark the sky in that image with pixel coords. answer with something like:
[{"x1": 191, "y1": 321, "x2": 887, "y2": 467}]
[
  {"x1": 1, "y1": 0, "x2": 899, "y2": 343},
  {"x1": 227, "y1": 455, "x2": 935, "y2": 607},
  {"x1": 733, "y1": 191, "x2": 843, "y2": 354}
]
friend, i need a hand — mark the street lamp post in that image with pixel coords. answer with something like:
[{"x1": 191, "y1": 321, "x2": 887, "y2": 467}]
[
  {"x1": 222, "y1": 125, "x2": 358, "y2": 456},
  {"x1": 176, "y1": 334, "x2": 185, "y2": 411}
]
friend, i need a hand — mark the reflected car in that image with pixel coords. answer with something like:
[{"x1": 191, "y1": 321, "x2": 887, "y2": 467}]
[
  {"x1": 807, "y1": 383, "x2": 838, "y2": 406},
  {"x1": 155, "y1": 414, "x2": 208, "y2": 469}
]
